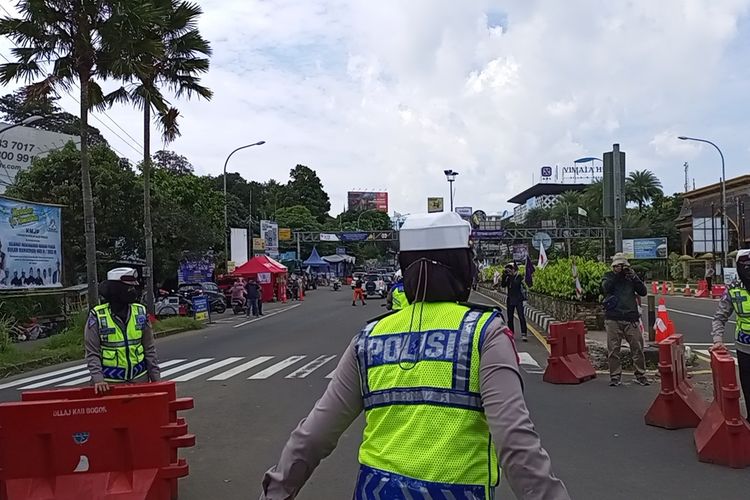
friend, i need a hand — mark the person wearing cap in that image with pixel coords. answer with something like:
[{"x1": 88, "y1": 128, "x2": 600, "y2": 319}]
[
  {"x1": 601, "y1": 253, "x2": 649, "y2": 387},
  {"x1": 711, "y1": 248, "x2": 750, "y2": 420},
  {"x1": 385, "y1": 269, "x2": 408, "y2": 311},
  {"x1": 260, "y1": 212, "x2": 569, "y2": 500},
  {"x1": 501, "y1": 261, "x2": 529, "y2": 342},
  {"x1": 84, "y1": 268, "x2": 160, "y2": 394}
]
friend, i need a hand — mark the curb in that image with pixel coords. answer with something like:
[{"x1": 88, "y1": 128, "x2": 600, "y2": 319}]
[{"x1": 478, "y1": 285, "x2": 557, "y2": 336}]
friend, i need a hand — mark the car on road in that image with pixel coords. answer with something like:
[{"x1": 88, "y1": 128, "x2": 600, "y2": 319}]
[
  {"x1": 177, "y1": 282, "x2": 227, "y2": 313},
  {"x1": 364, "y1": 273, "x2": 387, "y2": 299}
]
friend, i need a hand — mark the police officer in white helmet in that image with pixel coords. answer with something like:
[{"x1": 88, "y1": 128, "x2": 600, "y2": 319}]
[
  {"x1": 260, "y1": 212, "x2": 569, "y2": 499},
  {"x1": 84, "y1": 268, "x2": 161, "y2": 394}
]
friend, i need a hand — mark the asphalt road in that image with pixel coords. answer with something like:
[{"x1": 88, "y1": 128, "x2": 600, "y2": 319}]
[{"x1": 1, "y1": 290, "x2": 748, "y2": 499}]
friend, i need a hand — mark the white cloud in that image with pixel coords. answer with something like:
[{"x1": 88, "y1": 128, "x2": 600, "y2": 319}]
[{"x1": 1, "y1": 0, "x2": 750, "y2": 210}]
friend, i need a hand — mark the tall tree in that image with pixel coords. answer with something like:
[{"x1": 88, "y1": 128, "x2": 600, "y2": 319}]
[
  {"x1": 0, "y1": 0, "x2": 160, "y2": 306},
  {"x1": 153, "y1": 150, "x2": 194, "y2": 175},
  {"x1": 626, "y1": 170, "x2": 663, "y2": 210},
  {"x1": 108, "y1": 0, "x2": 212, "y2": 313},
  {"x1": 284, "y1": 165, "x2": 331, "y2": 222}
]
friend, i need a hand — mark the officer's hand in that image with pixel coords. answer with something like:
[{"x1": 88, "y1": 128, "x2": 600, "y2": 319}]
[
  {"x1": 709, "y1": 341, "x2": 725, "y2": 352},
  {"x1": 94, "y1": 381, "x2": 111, "y2": 394}
]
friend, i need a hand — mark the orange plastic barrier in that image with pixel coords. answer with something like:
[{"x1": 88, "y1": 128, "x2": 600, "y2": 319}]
[
  {"x1": 645, "y1": 334, "x2": 708, "y2": 429},
  {"x1": 694, "y1": 348, "x2": 750, "y2": 468},
  {"x1": 9, "y1": 382, "x2": 195, "y2": 500},
  {"x1": 543, "y1": 321, "x2": 596, "y2": 384},
  {"x1": 651, "y1": 281, "x2": 658, "y2": 294},
  {"x1": 710, "y1": 284, "x2": 727, "y2": 299}
]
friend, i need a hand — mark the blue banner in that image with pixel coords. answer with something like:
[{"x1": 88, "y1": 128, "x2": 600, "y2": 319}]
[
  {"x1": 0, "y1": 197, "x2": 62, "y2": 289},
  {"x1": 471, "y1": 229, "x2": 506, "y2": 240},
  {"x1": 623, "y1": 238, "x2": 668, "y2": 260},
  {"x1": 340, "y1": 232, "x2": 369, "y2": 242},
  {"x1": 178, "y1": 258, "x2": 215, "y2": 284},
  {"x1": 192, "y1": 296, "x2": 209, "y2": 322}
]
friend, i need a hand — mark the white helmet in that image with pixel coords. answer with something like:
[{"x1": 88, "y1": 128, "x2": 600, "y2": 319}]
[{"x1": 107, "y1": 267, "x2": 140, "y2": 285}]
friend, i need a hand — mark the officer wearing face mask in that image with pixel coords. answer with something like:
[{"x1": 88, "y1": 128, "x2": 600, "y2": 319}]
[
  {"x1": 712, "y1": 248, "x2": 750, "y2": 420},
  {"x1": 84, "y1": 268, "x2": 160, "y2": 394},
  {"x1": 260, "y1": 212, "x2": 569, "y2": 500}
]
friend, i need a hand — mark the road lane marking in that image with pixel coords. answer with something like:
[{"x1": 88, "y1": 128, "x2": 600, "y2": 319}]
[
  {"x1": 286, "y1": 355, "x2": 337, "y2": 379},
  {"x1": 170, "y1": 357, "x2": 245, "y2": 382},
  {"x1": 475, "y1": 291, "x2": 550, "y2": 352},
  {"x1": 0, "y1": 364, "x2": 86, "y2": 390},
  {"x1": 248, "y1": 356, "x2": 306, "y2": 379},
  {"x1": 518, "y1": 352, "x2": 541, "y2": 369},
  {"x1": 19, "y1": 370, "x2": 89, "y2": 390},
  {"x1": 56, "y1": 359, "x2": 187, "y2": 387},
  {"x1": 208, "y1": 356, "x2": 274, "y2": 380},
  {"x1": 233, "y1": 304, "x2": 302, "y2": 328},
  {"x1": 667, "y1": 308, "x2": 735, "y2": 324},
  {"x1": 161, "y1": 358, "x2": 214, "y2": 378}
]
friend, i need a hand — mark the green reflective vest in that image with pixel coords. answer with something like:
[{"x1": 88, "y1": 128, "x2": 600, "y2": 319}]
[
  {"x1": 93, "y1": 303, "x2": 148, "y2": 382},
  {"x1": 728, "y1": 286, "x2": 750, "y2": 346},
  {"x1": 390, "y1": 283, "x2": 408, "y2": 311},
  {"x1": 354, "y1": 302, "x2": 500, "y2": 499}
]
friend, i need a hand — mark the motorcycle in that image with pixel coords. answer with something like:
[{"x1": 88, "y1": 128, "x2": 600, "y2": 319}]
[
  {"x1": 231, "y1": 298, "x2": 246, "y2": 315},
  {"x1": 332, "y1": 280, "x2": 341, "y2": 291}
]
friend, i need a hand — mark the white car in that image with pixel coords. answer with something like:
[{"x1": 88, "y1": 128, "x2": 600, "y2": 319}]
[{"x1": 364, "y1": 274, "x2": 387, "y2": 298}]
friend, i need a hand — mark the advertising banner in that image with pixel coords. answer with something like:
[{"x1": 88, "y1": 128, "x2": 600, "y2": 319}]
[
  {"x1": 427, "y1": 197, "x2": 444, "y2": 213},
  {"x1": 320, "y1": 233, "x2": 340, "y2": 242},
  {"x1": 192, "y1": 296, "x2": 209, "y2": 322},
  {"x1": 471, "y1": 229, "x2": 506, "y2": 240},
  {"x1": 230, "y1": 227, "x2": 248, "y2": 265},
  {"x1": 278, "y1": 228, "x2": 292, "y2": 241},
  {"x1": 178, "y1": 258, "x2": 215, "y2": 284},
  {"x1": 456, "y1": 207, "x2": 472, "y2": 221},
  {"x1": 622, "y1": 238, "x2": 668, "y2": 260},
  {"x1": 279, "y1": 251, "x2": 297, "y2": 261},
  {"x1": 341, "y1": 232, "x2": 369, "y2": 242},
  {"x1": 260, "y1": 220, "x2": 279, "y2": 257},
  {"x1": 348, "y1": 191, "x2": 389, "y2": 213},
  {"x1": 512, "y1": 243, "x2": 529, "y2": 262},
  {"x1": 0, "y1": 197, "x2": 63, "y2": 288}
]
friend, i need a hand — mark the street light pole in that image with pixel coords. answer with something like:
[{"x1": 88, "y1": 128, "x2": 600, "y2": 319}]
[
  {"x1": 224, "y1": 141, "x2": 266, "y2": 271},
  {"x1": 356, "y1": 209, "x2": 377, "y2": 230},
  {"x1": 678, "y1": 136, "x2": 728, "y2": 267},
  {"x1": 443, "y1": 169, "x2": 458, "y2": 211}
]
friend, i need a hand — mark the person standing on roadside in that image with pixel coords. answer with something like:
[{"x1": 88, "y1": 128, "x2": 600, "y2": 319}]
[
  {"x1": 711, "y1": 248, "x2": 750, "y2": 420},
  {"x1": 501, "y1": 262, "x2": 528, "y2": 342},
  {"x1": 84, "y1": 268, "x2": 160, "y2": 393},
  {"x1": 705, "y1": 261, "x2": 715, "y2": 295},
  {"x1": 245, "y1": 278, "x2": 260, "y2": 317},
  {"x1": 601, "y1": 253, "x2": 649, "y2": 387}
]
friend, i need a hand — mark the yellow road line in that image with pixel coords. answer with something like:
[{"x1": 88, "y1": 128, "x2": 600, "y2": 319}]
[{"x1": 476, "y1": 291, "x2": 550, "y2": 353}]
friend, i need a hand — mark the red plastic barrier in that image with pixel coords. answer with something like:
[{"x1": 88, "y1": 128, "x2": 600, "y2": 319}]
[
  {"x1": 543, "y1": 321, "x2": 596, "y2": 384},
  {"x1": 0, "y1": 392, "x2": 187, "y2": 499},
  {"x1": 651, "y1": 281, "x2": 658, "y2": 294},
  {"x1": 694, "y1": 348, "x2": 750, "y2": 468},
  {"x1": 645, "y1": 334, "x2": 708, "y2": 429},
  {"x1": 18, "y1": 382, "x2": 194, "y2": 499},
  {"x1": 710, "y1": 284, "x2": 727, "y2": 299},
  {"x1": 695, "y1": 279, "x2": 709, "y2": 298}
]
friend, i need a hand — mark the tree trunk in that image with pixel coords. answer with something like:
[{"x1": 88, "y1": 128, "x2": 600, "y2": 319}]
[
  {"x1": 79, "y1": 77, "x2": 99, "y2": 307},
  {"x1": 143, "y1": 104, "x2": 155, "y2": 314}
]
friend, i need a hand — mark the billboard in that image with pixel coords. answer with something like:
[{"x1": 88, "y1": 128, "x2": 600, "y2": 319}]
[
  {"x1": 622, "y1": 238, "x2": 668, "y2": 260},
  {"x1": 348, "y1": 191, "x2": 388, "y2": 213},
  {"x1": 278, "y1": 228, "x2": 292, "y2": 241},
  {"x1": 178, "y1": 258, "x2": 215, "y2": 284},
  {"x1": 0, "y1": 197, "x2": 63, "y2": 288},
  {"x1": 260, "y1": 220, "x2": 279, "y2": 257},
  {"x1": 427, "y1": 197, "x2": 444, "y2": 213},
  {"x1": 230, "y1": 227, "x2": 248, "y2": 265},
  {"x1": 0, "y1": 124, "x2": 79, "y2": 191}
]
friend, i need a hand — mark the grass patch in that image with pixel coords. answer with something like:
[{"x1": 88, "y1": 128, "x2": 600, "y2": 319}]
[{"x1": 153, "y1": 316, "x2": 205, "y2": 333}]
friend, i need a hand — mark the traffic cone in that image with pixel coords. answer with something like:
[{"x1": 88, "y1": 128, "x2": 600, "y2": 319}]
[
  {"x1": 661, "y1": 281, "x2": 668, "y2": 295},
  {"x1": 654, "y1": 297, "x2": 672, "y2": 342},
  {"x1": 684, "y1": 282, "x2": 692, "y2": 297}
]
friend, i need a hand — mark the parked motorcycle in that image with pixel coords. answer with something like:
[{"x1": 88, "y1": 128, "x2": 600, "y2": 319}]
[{"x1": 231, "y1": 298, "x2": 245, "y2": 315}]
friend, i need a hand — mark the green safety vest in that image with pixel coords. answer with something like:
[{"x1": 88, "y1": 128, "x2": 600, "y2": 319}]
[
  {"x1": 354, "y1": 302, "x2": 501, "y2": 499},
  {"x1": 728, "y1": 287, "x2": 750, "y2": 346},
  {"x1": 390, "y1": 283, "x2": 409, "y2": 311},
  {"x1": 93, "y1": 303, "x2": 148, "y2": 382}
]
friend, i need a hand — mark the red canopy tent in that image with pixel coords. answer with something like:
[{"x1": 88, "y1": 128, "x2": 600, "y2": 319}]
[{"x1": 231, "y1": 255, "x2": 288, "y2": 302}]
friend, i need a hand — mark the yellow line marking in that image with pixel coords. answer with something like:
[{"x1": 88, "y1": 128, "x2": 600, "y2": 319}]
[
  {"x1": 687, "y1": 370, "x2": 713, "y2": 375},
  {"x1": 476, "y1": 291, "x2": 550, "y2": 353}
]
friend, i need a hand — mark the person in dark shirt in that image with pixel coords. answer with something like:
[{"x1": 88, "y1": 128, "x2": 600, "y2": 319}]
[
  {"x1": 501, "y1": 262, "x2": 528, "y2": 342},
  {"x1": 24, "y1": 267, "x2": 35, "y2": 286},
  {"x1": 10, "y1": 271, "x2": 22, "y2": 287},
  {"x1": 245, "y1": 279, "x2": 260, "y2": 317},
  {"x1": 601, "y1": 253, "x2": 649, "y2": 387},
  {"x1": 34, "y1": 268, "x2": 44, "y2": 286}
]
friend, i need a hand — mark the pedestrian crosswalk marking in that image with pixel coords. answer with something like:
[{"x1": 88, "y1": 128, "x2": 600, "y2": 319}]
[
  {"x1": 248, "y1": 356, "x2": 306, "y2": 379},
  {"x1": 207, "y1": 356, "x2": 274, "y2": 381},
  {"x1": 286, "y1": 355, "x2": 337, "y2": 379},
  {"x1": 169, "y1": 358, "x2": 245, "y2": 382},
  {"x1": 0, "y1": 350, "x2": 548, "y2": 391},
  {"x1": 56, "y1": 359, "x2": 187, "y2": 387},
  {"x1": 0, "y1": 364, "x2": 85, "y2": 390},
  {"x1": 161, "y1": 358, "x2": 214, "y2": 378}
]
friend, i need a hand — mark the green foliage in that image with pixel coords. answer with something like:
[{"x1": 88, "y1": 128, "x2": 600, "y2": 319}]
[
  {"x1": 531, "y1": 258, "x2": 609, "y2": 302},
  {"x1": 153, "y1": 316, "x2": 204, "y2": 332},
  {"x1": 0, "y1": 314, "x2": 12, "y2": 353},
  {"x1": 668, "y1": 252, "x2": 684, "y2": 281},
  {"x1": 283, "y1": 165, "x2": 331, "y2": 222},
  {"x1": 626, "y1": 170, "x2": 663, "y2": 209}
]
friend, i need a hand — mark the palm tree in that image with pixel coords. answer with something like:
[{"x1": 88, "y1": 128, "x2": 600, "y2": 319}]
[
  {"x1": 0, "y1": 0, "x2": 160, "y2": 306},
  {"x1": 108, "y1": 0, "x2": 212, "y2": 313},
  {"x1": 626, "y1": 170, "x2": 663, "y2": 210}
]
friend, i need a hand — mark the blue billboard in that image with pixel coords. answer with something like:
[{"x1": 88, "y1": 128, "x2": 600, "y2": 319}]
[
  {"x1": 623, "y1": 238, "x2": 668, "y2": 260},
  {"x1": 0, "y1": 197, "x2": 63, "y2": 289}
]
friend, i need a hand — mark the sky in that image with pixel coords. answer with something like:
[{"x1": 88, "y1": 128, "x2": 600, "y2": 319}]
[{"x1": 1, "y1": 0, "x2": 749, "y2": 217}]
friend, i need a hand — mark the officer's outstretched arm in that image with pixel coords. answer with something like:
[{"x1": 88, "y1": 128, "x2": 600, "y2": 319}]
[
  {"x1": 711, "y1": 292, "x2": 734, "y2": 344},
  {"x1": 260, "y1": 335, "x2": 363, "y2": 500}
]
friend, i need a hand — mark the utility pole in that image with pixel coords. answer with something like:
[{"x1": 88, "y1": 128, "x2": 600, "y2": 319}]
[
  {"x1": 684, "y1": 162, "x2": 689, "y2": 192},
  {"x1": 604, "y1": 144, "x2": 626, "y2": 254}
]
